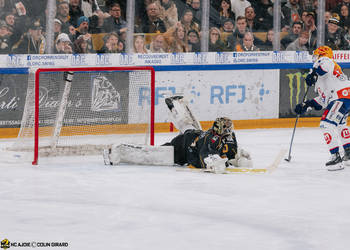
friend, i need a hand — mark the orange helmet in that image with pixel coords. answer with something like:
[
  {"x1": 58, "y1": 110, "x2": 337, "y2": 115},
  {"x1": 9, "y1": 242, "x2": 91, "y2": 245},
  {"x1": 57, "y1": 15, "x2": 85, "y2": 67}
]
[{"x1": 313, "y1": 46, "x2": 333, "y2": 60}]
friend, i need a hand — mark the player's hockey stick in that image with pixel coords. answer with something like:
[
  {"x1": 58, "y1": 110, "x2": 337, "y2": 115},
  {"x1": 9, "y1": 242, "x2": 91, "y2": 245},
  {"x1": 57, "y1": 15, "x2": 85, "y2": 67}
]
[{"x1": 285, "y1": 86, "x2": 311, "y2": 162}]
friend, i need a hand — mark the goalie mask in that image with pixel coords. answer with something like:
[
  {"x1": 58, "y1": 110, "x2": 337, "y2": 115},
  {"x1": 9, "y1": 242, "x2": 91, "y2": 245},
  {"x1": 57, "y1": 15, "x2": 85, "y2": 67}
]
[
  {"x1": 212, "y1": 117, "x2": 233, "y2": 136},
  {"x1": 312, "y1": 46, "x2": 333, "y2": 62}
]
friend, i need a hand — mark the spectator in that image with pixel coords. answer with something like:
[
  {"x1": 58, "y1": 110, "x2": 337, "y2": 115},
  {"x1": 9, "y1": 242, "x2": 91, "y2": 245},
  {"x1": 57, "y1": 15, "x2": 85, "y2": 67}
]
[
  {"x1": 251, "y1": 0, "x2": 273, "y2": 30},
  {"x1": 299, "y1": 0, "x2": 314, "y2": 11},
  {"x1": 139, "y1": 2, "x2": 167, "y2": 33},
  {"x1": 280, "y1": 21, "x2": 303, "y2": 49},
  {"x1": 281, "y1": 0, "x2": 302, "y2": 32},
  {"x1": 73, "y1": 34, "x2": 94, "y2": 53},
  {"x1": 245, "y1": 6, "x2": 265, "y2": 32},
  {"x1": 147, "y1": 33, "x2": 167, "y2": 52},
  {"x1": 286, "y1": 30, "x2": 309, "y2": 51},
  {"x1": 133, "y1": 34, "x2": 150, "y2": 53},
  {"x1": 69, "y1": 0, "x2": 84, "y2": 27},
  {"x1": 325, "y1": 11, "x2": 332, "y2": 24},
  {"x1": 165, "y1": 23, "x2": 188, "y2": 52},
  {"x1": 235, "y1": 31, "x2": 260, "y2": 51},
  {"x1": 118, "y1": 39, "x2": 125, "y2": 52},
  {"x1": 230, "y1": 0, "x2": 250, "y2": 19},
  {"x1": 260, "y1": 28, "x2": 273, "y2": 51},
  {"x1": 187, "y1": 29, "x2": 200, "y2": 52},
  {"x1": 333, "y1": 0, "x2": 350, "y2": 16},
  {"x1": 72, "y1": 16, "x2": 90, "y2": 40},
  {"x1": 180, "y1": 8, "x2": 200, "y2": 35},
  {"x1": 219, "y1": 0, "x2": 235, "y2": 25},
  {"x1": 208, "y1": 27, "x2": 225, "y2": 52},
  {"x1": 339, "y1": 4, "x2": 350, "y2": 30},
  {"x1": 300, "y1": 10, "x2": 308, "y2": 24},
  {"x1": 56, "y1": 1, "x2": 71, "y2": 34},
  {"x1": 102, "y1": 3, "x2": 127, "y2": 35},
  {"x1": 304, "y1": 11, "x2": 317, "y2": 51},
  {"x1": 98, "y1": 32, "x2": 120, "y2": 53},
  {"x1": 157, "y1": 0, "x2": 178, "y2": 30},
  {"x1": 54, "y1": 19, "x2": 62, "y2": 41},
  {"x1": 189, "y1": 0, "x2": 202, "y2": 25},
  {"x1": 55, "y1": 32, "x2": 73, "y2": 53},
  {"x1": 221, "y1": 18, "x2": 234, "y2": 32},
  {"x1": 0, "y1": 20, "x2": 11, "y2": 54},
  {"x1": 12, "y1": 20, "x2": 45, "y2": 54},
  {"x1": 325, "y1": 16, "x2": 349, "y2": 50},
  {"x1": 226, "y1": 16, "x2": 247, "y2": 50},
  {"x1": 2, "y1": 11, "x2": 26, "y2": 46},
  {"x1": 88, "y1": 10, "x2": 105, "y2": 34}
]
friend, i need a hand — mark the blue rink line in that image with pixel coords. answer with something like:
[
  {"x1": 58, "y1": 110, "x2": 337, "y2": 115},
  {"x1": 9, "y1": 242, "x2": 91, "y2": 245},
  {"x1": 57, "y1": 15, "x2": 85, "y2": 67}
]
[{"x1": 0, "y1": 68, "x2": 28, "y2": 74}]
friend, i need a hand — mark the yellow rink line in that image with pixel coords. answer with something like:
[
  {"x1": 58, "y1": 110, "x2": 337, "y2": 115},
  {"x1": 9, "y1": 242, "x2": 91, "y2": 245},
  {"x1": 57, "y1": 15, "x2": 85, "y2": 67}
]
[{"x1": 0, "y1": 117, "x2": 324, "y2": 139}]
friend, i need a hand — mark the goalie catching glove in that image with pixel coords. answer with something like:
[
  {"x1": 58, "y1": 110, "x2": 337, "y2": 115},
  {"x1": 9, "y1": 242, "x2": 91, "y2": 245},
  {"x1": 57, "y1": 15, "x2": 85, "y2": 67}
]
[{"x1": 204, "y1": 154, "x2": 227, "y2": 174}]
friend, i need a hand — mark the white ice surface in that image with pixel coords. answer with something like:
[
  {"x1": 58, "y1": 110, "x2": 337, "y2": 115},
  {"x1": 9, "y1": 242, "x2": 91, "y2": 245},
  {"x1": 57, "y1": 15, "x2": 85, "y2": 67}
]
[{"x1": 1, "y1": 127, "x2": 350, "y2": 250}]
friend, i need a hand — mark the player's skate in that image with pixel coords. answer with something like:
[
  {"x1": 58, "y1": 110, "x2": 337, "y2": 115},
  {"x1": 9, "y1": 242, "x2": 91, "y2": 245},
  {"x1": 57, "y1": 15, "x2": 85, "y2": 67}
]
[
  {"x1": 325, "y1": 152, "x2": 344, "y2": 171},
  {"x1": 342, "y1": 147, "x2": 350, "y2": 166},
  {"x1": 165, "y1": 95, "x2": 202, "y2": 133},
  {"x1": 103, "y1": 148, "x2": 114, "y2": 165}
]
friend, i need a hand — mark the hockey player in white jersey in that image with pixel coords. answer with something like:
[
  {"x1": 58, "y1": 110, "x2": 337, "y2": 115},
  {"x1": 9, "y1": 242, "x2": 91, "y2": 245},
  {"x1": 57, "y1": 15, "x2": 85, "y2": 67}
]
[{"x1": 295, "y1": 46, "x2": 350, "y2": 171}]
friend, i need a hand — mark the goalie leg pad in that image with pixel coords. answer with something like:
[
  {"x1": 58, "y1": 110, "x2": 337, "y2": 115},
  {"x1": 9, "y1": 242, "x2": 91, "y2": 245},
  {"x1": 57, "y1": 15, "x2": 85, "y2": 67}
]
[
  {"x1": 107, "y1": 143, "x2": 174, "y2": 166},
  {"x1": 165, "y1": 95, "x2": 202, "y2": 133}
]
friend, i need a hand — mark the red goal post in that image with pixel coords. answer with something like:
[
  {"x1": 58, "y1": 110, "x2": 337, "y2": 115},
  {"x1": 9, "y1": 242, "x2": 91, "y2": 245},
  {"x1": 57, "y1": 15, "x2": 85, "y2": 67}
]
[{"x1": 29, "y1": 66, "x2": 155, "y2": 165}]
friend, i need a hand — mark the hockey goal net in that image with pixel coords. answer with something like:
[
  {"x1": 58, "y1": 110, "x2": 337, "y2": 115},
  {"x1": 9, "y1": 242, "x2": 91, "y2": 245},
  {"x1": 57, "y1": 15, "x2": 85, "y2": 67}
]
[{"x1": 8, "y1": 66, "x2": 155, "y2": 165}]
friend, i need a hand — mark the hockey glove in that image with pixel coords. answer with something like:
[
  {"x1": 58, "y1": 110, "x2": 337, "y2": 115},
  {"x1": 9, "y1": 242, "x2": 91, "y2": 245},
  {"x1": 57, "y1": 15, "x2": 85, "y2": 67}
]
[
  {"x1": 295, "y1": 99, "x2": 322, "y2": 115},
  {"x1": 305, "y1": 68, "x2": 318, "y2": 86}
]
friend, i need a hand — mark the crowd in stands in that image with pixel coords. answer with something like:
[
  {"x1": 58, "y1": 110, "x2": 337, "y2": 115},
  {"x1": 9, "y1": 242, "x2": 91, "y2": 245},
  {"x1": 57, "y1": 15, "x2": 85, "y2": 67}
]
[{"x1": 0, "y1": 0, "x2": 349, "y2": 55}]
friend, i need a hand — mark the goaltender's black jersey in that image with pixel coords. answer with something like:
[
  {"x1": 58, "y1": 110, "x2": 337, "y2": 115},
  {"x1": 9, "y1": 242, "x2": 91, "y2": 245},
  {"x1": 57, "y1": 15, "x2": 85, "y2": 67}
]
[{"x1": 164, "y1": 129, "x2": 238, "y2": 168}]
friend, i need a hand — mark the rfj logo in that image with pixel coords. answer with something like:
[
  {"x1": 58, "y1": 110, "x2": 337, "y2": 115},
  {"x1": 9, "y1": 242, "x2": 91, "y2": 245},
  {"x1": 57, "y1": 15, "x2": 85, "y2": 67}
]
[
  {"x1": 170, "y1": 53, "x2": 185, "y2": 64},
  {"x1": 91, "y1": 75, "x2": 120, "y2": 111},
  {"x1": 7, "y1": 55, "x2": 24, "y2": 67},
  {"x1": 71, "y1": 54, "x2": 87, "y2": 66},
  {"x1": 120, "y1": 53, "x2": 134, "y2": 65},
  {"x1": 1, "y1": 238, "x2": 10, "y2": 249},
  {"x1": 215, "y1": 52, "x2": 229, "y2": 64},
  {"x1": 193, "y1": 52, "x2": 209, "y2": 64},
  {"x1": 96, "y1": 54, "x2": 111, "y2": 66}
]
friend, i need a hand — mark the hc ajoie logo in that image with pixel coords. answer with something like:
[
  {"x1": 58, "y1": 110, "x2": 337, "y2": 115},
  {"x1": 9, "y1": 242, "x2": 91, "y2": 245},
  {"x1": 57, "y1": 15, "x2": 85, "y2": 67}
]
[{"x1": 1, "y1": 238, "x2": 10, "y2": 249}]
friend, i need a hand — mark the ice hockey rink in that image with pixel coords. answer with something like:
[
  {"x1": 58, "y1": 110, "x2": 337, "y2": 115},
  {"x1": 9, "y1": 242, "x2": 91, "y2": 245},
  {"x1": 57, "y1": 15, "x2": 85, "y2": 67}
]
[{"x1": 1, "y1": 127, "x2": 350, "y2": 250}]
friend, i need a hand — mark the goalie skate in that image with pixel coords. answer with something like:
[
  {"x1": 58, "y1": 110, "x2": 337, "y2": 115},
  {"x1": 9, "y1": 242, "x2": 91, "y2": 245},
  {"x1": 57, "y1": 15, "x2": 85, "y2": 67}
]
[
  {"x1": 103, "y1": 148, "x2": 113, "y2": 166},
  {"x1": 165, "y1": 95, "x2": 201, "y2": 133}
]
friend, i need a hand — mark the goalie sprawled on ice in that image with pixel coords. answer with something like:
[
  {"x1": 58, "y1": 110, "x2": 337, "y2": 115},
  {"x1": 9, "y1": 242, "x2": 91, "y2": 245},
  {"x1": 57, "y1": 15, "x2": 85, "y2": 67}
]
[{"x1": 103, "y1": 95, "x2": 252, "y2": 173}]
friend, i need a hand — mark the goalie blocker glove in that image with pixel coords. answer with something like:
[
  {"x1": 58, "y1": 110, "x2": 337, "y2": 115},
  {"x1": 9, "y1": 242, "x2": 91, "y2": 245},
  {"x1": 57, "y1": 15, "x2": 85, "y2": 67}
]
[{"x1": 295, "y1": 99, "x2": 322, "y2": 115}]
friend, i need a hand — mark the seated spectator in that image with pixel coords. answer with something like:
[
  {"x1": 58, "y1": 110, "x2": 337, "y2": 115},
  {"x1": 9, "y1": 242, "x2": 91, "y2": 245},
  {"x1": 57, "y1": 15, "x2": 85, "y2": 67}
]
[
  {"x1": 300, "y1": 10, "x2": 308, "y2": 24},
  {"x1": 102, "y1": 3, "x2": 127, "y2": 35},
  {"x1": 325, "y1": 11, "x2": 332, "y2": 24},
  {"x1": 280, "y1": 21, "x2": 303, "y2": 49},
  {"x1": 226, "y1": 16, "x2": 248, "y2": 50},
  {"x1": 339, "y1": 4, "x2": 350, "y2": 30},
  {"x1": 73, "y1": 34, "x2": 94, "y2": 53},
  {"x1": 69, "y1": 0, "x2": 85, "y2": 27},
  {"x1": 286, "y1": 30, "x2": 309, "y2": 51},
  {"x1": 89, "y1": 10, "x2": 105, "y2": 34},
  {"x1": 180, "y1": 8, "x2": 200, "y2": 35},
  {"x1": 219, "y1": 0, "x2": 235, "y2": 25},
  {"x1": 281, "y1": 0, "x2": 302, "y2": 32},
  {"x1": 139, "y1": 2, "x2": 167, "y2": 33},
  {"x1": 71, "y1": 16, "x2": 93, "y2": 50},
  {"x1": 165, "y1": 23, "x2": 188, "y2": 52},
  {"x1": 304, "y1": 11, "x2": 317, "y2": 51},
  {"x1": 0, "y1": 20, "x2": 11, "y2": 54},
  {"x1": 133, "y1": 34, "x2": 150, "y2": 53},
  {"x1": 187, "y1": 29, "x2": 200, "y2": 52},
  {"x1": 118, "y1": 40, "x2": 125, "y2": 52},
  {"x1": 325, "y1": 16, "x2": 349, "y2": 50},
  {"x1": 157, "y1": 0, "x2": 178, "y2": 30},
  {"x1": 98, "y1": 32, "x2": 120, "y2": 53},
  {"x1": 235, "y1": 31, "x2": 260, "y2": 51},
  {"x1": 221, "y1": 18, "x2": 234, "y2": 32},
  {"x1": 12, "y1": 20, "x2": 45, "y2": 54},
  {"x1": 230, "y1": 0, "x2": 251, "y2": 19},
  {"x1": 245, "y1": 6, "x2": 266, "y2": 32},
  {"x1": 2, "y1": 11, "x2": 27, "y2": 47},
  {"x1": 56, "y1": 1, "x2": 72, "y2": 34},
  {"x1": 189, "y1": 0, "x2": 202, "y2": 25},
  {"x1": 54, "y1": 19, "x2": 62, "y2": 41},
  {"x1": 55, "y1": 32, "x2": 73, "y2": 54},
  {"x1": 251, "y1": 0, "x2": 273, "y2": 30},
  {"x1": 333, "y1": 0, "x2": 350, "y2": 16},
  {"x1": 208, "y1": 27, "x2": 225, "y2": 52},
  {"x1": 260, "y1": 29, "x2": 273, "y2": 51},
  {"x1": 147, "y1": 33, "x2": 167, "y2": 53}
]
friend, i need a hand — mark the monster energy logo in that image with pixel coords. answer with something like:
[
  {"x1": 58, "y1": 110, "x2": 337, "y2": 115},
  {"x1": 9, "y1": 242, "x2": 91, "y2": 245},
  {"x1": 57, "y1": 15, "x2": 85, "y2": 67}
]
[{"x1": 286, "y1": 72, "x2": 308, "y2": 109}]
